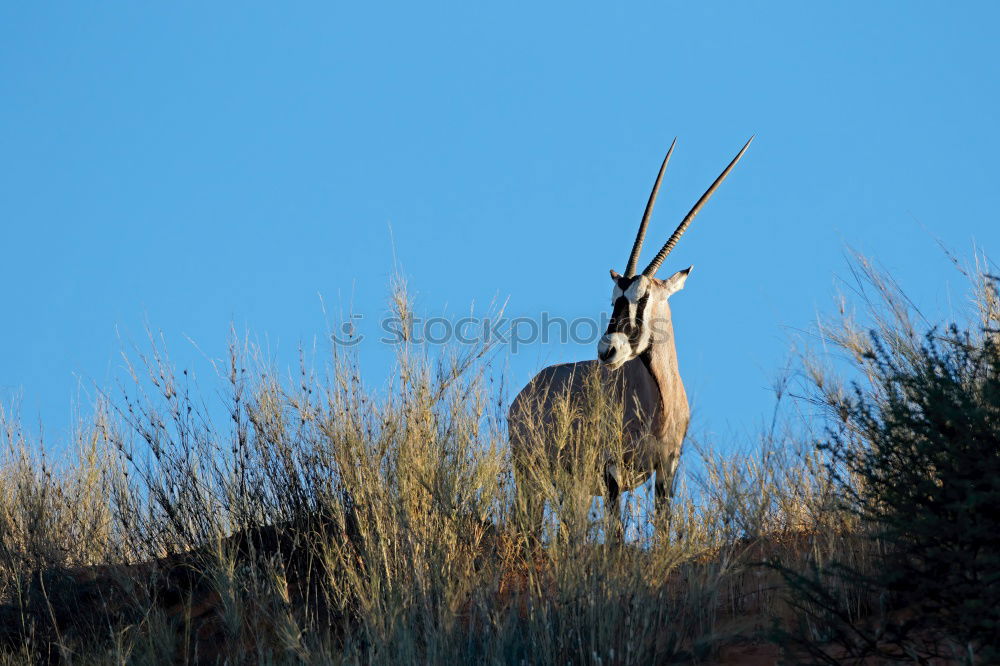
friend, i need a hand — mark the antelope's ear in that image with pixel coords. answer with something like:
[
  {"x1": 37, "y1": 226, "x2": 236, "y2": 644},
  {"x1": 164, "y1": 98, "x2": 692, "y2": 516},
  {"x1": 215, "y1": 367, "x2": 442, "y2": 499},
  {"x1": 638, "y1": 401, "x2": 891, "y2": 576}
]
[
  {"x1": 662, "y1": 265, "x2": 693, "y2": 297},
  {"x1": 609, "y1": 269, "x2": 622, "y2": 281}
]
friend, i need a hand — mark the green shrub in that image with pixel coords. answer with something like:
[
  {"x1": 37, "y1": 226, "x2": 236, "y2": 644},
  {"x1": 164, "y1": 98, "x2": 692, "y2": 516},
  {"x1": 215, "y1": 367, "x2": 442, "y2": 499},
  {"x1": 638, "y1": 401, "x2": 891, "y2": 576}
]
[{"x1": 777, "y1": 261, "x2": 1000, "y2": 664}]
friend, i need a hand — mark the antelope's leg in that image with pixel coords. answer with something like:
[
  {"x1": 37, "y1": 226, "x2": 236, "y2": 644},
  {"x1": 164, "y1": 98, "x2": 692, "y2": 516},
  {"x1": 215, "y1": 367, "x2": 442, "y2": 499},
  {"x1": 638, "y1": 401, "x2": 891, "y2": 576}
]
[
  {"x1": 654, "y1": 453, "x2": 679, "y2": 531},
  {"x1": 604, "y1": 466, "x2": 624, "y2": 544},
  {"x1": 514, "y1": 457, "x2": 544, "y2": 543}
]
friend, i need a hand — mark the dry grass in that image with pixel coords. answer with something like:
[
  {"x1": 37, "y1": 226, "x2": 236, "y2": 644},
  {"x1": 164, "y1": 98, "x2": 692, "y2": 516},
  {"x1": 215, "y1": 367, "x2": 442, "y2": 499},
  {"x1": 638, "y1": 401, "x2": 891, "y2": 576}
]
[{"x1": 0, "y1": 255, "x2": 994, "y2": 664}]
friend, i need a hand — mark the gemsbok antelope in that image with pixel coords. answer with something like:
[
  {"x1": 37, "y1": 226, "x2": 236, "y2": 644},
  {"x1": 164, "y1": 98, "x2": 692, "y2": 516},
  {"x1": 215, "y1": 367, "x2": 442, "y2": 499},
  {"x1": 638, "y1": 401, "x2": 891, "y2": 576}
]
[{"x1": 509, "y1": 137, "x2": 753, "y2": 540}]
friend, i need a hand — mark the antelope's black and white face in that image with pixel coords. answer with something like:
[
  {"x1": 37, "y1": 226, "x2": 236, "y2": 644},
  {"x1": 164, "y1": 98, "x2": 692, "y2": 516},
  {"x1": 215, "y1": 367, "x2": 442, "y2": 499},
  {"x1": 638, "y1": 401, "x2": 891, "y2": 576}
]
[
  {"x1": 597, "y1": 267, "x2": 691, "y2": 369},
  {"x1": 588, "y1": 136, "x2": 751, "y2": 368}
]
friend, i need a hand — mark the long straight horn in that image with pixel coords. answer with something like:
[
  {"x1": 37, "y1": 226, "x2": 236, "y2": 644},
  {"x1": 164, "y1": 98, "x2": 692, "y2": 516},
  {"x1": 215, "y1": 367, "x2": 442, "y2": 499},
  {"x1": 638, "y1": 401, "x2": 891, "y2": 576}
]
[
  {"x1": 624, "y1": 138, "x2": 676, "y2": 278},
  {"x1": 642, "y1": 136, "x2": 754, "y2": 277}
]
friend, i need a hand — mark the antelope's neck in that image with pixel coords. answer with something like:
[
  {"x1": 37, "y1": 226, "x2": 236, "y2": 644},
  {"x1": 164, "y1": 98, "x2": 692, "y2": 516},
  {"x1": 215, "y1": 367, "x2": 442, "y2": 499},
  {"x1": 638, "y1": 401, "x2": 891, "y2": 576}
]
[{"x1": 638, "y1": 322, "x2": 684, "y2": 438}]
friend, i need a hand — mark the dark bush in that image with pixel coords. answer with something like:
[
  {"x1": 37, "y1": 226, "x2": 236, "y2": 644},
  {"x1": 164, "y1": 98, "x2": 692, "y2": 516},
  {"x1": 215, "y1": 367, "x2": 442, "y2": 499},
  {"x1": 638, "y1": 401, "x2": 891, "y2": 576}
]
[{"x1": 778, "y1": 308, "x2": 1000, "y2": 663}]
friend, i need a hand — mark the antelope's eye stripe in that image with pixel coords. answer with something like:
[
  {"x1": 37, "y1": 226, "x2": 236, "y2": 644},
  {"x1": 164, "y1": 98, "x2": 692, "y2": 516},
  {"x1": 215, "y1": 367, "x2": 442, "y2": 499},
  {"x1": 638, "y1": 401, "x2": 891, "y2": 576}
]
[{"x1": 612, "y1": 286, "x2": 624, "y2": 301}]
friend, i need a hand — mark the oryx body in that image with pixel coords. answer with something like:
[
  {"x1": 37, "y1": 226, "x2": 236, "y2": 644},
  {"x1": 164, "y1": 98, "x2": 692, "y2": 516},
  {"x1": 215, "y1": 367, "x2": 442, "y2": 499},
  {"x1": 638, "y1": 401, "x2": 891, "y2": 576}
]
[{"x1": 509, "y1": 137, "x2": 752, "y2": 539}]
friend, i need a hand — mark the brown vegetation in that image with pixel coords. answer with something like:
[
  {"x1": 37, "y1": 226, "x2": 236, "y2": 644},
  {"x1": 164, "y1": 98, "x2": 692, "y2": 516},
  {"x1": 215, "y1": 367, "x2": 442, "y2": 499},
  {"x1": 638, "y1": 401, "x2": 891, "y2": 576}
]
[{"x1": 1, "y1": 257, "x2": 996, "y2": 664}]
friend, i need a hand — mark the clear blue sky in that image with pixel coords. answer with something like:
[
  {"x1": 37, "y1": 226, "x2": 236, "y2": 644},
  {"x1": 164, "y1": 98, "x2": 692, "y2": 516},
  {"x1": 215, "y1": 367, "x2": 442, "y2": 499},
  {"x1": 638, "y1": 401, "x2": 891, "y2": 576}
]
[{"x1": 2, "y1": 2, "x2": 998, "y2": 448}]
